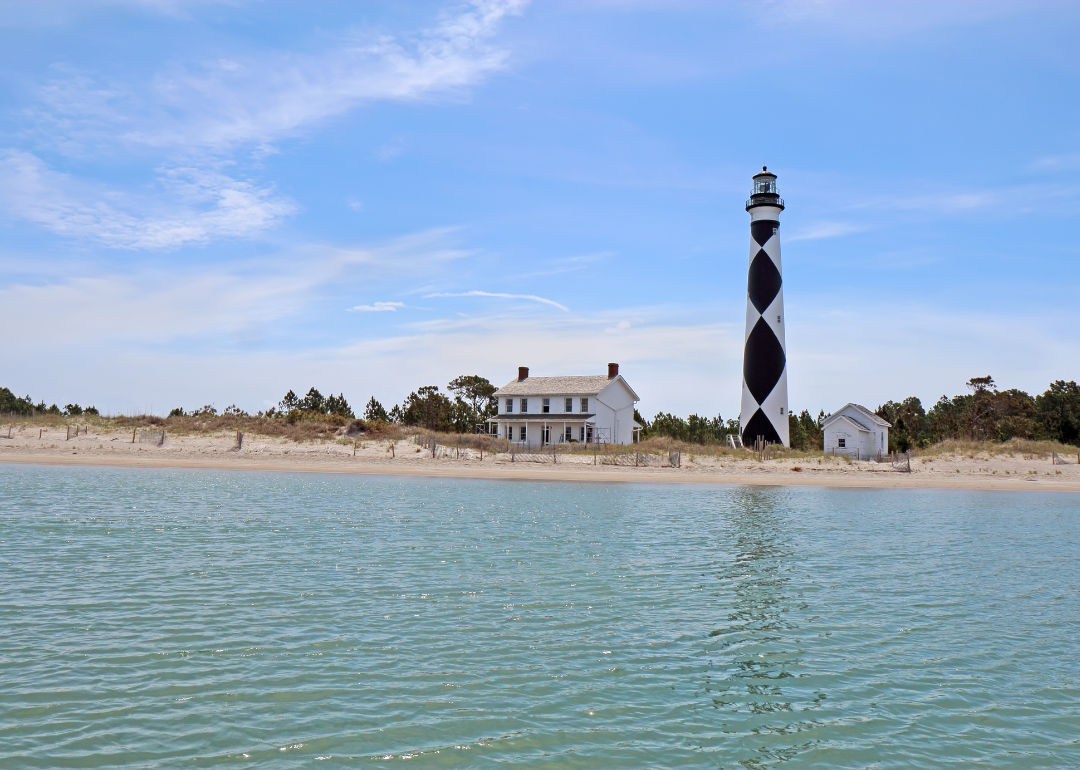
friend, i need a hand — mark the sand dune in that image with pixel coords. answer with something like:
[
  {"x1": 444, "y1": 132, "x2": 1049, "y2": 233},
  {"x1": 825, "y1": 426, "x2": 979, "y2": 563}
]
[{"x1": 3, "y1": 425, "x2": 1079, "y2": 492}]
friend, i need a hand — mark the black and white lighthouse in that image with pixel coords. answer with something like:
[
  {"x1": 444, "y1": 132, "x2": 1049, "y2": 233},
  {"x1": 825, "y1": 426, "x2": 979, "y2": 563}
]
[{"x1": 740, "y1": 166, "x2": 789, "y2": 447}]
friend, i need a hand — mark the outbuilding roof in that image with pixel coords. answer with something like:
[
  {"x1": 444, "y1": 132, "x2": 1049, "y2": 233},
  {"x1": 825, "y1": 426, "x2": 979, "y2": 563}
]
[
  {"x1": 495, "y1": 374, "x2": 638, "y2": 399},
  {"x1": 822, "y1": 403, "x2": 892, "y2": 430},
  {"x1": 824, "y1": 413, "x2": 872, "y2": 433}
]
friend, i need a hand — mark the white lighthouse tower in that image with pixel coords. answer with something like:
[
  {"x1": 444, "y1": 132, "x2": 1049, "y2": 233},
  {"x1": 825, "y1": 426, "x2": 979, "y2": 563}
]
[{"x1": 740, "y1": 166, "x2": 789, "y2": 447}]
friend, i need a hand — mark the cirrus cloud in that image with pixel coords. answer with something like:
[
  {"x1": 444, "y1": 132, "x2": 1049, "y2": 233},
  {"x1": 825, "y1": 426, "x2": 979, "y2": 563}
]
[
  {"x1": 349, "y1": 301, "x2": 405, "y2": 312},
  {"x1": 425, "y1": 289, "x2": 569, "y2": 312}
]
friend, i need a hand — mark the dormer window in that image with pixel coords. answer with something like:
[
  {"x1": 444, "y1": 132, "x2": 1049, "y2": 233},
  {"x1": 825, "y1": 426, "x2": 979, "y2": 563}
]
[{"x1": 565, "y1": 397, "x2": 573, "y2": 412}]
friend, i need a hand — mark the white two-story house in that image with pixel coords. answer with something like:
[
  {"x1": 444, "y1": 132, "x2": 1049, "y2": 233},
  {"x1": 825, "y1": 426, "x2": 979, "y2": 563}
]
[{"x1": 491, "y1": 363, "x2": 640, "y2": 447}]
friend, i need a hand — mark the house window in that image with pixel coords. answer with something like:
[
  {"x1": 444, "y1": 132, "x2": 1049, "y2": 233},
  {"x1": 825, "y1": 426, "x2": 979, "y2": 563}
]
[
  {"x1": 506, "y1": 425, "x2": 513, "y2": 440},
  {"x1": 881, "y1": 433, "x2": 884, "y2": 448},
  {"x1": 586, "y1": 425, "x2": 593, "y2": 443},
  {"x1": 521, "y1": 426, "x2": 527, "y2": 442},
  {"x1": 506, "y1": 399, "x2": 513, "y2": 413},
  {"x1": 542, "y1": 398, "x2": 550, "y2": 413},
  {"x1": 580, "y1": 426, "x2": 585, "y2": 442},
  {"x1": 542, "y1": 426, "x2": 550, "y2": 445},
  {"x1": 521, "y1": 398, "x2": 528, "y2": 413},
  {"x1": 564, "y1": 427, "x2": 573, "y2": 442},
  {"x1": 780, "y1": 407, "x2": 784, "y2": 415},
  {"x1": 838, "y1": 438, "x2": 846, "y2": 448},
  {"x1": 565, "y1": 397, "x2": 573, "y2": 412},
  {"x1": 581, "y1": 397, "x2": 589, "y2": 412}
]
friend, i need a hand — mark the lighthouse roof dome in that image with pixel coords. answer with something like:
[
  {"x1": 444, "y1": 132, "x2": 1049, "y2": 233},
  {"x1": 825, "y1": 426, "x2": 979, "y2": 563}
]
[{"x1": 752, "y1": 165, "x2": 776, "y2": 179}]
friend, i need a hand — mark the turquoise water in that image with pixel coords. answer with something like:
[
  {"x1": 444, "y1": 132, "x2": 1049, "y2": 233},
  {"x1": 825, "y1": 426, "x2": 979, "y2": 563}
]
[{"x1": 1, "y1": 465, "x2": 1078, "y2": 768}]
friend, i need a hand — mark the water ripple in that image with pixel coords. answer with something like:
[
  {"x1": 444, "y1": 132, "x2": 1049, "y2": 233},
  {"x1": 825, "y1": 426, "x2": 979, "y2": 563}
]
[{"x1": 1, "y1": 465, "x2": 1078, "y2": 768}]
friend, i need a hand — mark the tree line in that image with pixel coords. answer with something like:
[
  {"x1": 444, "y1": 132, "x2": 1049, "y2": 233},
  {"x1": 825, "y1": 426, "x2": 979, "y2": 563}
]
[
  {"x1": 635, "y1": 375, "x2": 1080, "y2": 451},
  {"x1": 359, "y1": 375, "x2": 497, "y2": 433},
  {"x1": 0, "y1": 387, "x2": 98, "y2": 417},
  {"x1": 4, "y1": 374, "x2": 1078, "y2": 449},
  {"x1": 874, "y1": 376, "x2": 1080, "y2": 451}
]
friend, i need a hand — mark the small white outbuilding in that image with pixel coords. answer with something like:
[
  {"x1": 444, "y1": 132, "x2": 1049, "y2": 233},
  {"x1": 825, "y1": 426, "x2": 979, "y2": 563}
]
[{"x1": 822, "y1": 403, "x2": 891, "y2": 459}]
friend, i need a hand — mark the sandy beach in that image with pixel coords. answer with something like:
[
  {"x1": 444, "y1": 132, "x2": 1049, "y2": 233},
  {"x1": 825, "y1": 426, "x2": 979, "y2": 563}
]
[{"x1": 2, "y1": 424, "x2": 1079, "y2": 492}]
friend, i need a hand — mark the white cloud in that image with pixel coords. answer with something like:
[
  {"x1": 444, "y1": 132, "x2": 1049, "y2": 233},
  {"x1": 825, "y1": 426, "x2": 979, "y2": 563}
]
[
  {"x1": 35, "y1": 0, "x2": 528, "y2": 155},
  {"x1": 425, "y1": 289, "x2": 570, "y2": 312},
  {"x1": 8, "y1": 1, "x2": 527, "y2": 248},
  {"x1": 786, "y1": 221, "x2": 869, "y2": 242},
  {"x1": 0, "y1": 227, "x2": 476, "y2": 351},
  {"x1": 1032, "y1": 153, "x2": 1080, "y2": 170},
  {"x1": 349, "y1": 301, "x2": 404, "y2": 312},
  {"x1": 0, "y1": 150, "x2": 295, "y2": 249},
  {"x1": 3, "y1": 262, "x2": 1078, "y2": 419}
]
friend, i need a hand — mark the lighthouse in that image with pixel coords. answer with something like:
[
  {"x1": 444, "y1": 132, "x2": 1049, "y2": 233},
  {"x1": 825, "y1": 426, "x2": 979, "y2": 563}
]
[{"x1": 740, "y1": 166, "x2": 789, "y2": 447}]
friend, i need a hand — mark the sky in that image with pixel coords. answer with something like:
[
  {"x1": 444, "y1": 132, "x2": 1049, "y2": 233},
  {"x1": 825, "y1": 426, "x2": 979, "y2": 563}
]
[{"x1": 2, "y1": 0, "x2": 1079, "y2": 419}]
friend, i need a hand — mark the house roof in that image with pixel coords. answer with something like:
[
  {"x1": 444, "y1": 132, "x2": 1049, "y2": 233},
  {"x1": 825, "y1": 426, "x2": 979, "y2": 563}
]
[
  {"x1": 824, "y1": 413, "x2": 872, "y2": 433},
  {"x1": 495, "y1": 374, "x2": 639, "y2": 400},
  {"x1": 822, "y1": 403, "x2": 892, "y2": 430}
]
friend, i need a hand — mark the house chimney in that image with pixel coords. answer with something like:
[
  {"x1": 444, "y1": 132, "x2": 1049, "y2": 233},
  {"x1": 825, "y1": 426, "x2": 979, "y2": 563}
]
[
  {"x1": 608, "y1": 362, "x2": 619, "y2": 379},
  {"x1": 518, "y1": 366, "x2": 529, "y2": 381}
]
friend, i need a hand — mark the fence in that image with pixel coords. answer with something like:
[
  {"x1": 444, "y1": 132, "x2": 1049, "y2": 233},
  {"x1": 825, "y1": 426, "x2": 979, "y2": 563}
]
[
  {"x1": 598, "y1": 449, "x2": 681, "y2": 467},
  {"x1": 889, "y1": 452, "x2": 912, "y2": 472},
  {"x1": 1052, "y1": 451, "x2": 1079, "y2": 465},
  {"x1": 750, "y1": 435, "x2": 779, "y2": 461},
  {"x1": 503, "y1": 444, "x2": 681, "y2": 467},
  {"x1": 137, "y1": 429, "x2": 166, "y2": 447}
]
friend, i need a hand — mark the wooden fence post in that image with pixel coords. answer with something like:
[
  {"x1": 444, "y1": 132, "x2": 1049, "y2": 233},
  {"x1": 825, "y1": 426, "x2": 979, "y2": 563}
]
[{"x1": 132, "y1": 428, "x2": 136, "y2": 444}]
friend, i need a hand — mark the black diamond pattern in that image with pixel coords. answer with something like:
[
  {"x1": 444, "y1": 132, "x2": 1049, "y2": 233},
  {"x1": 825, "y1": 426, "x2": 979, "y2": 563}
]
[
  {"x1": 742, "y1": 408, "x2": 782, "y2": 445},
  {"x1": 751, "y1": 220, "x2": 778, "y2": 247},
  {"x1": 747, "y1": 251, "x2": 782, "y2": 314},
  {"x1": 743, "y1": 317, "x2": 786, "y2": 404}
]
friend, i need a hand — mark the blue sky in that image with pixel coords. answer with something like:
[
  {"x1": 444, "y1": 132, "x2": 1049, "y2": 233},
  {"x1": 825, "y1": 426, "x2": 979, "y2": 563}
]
[{"x1": 2, "y1": 0, "x2": 1078, "y2": 419}]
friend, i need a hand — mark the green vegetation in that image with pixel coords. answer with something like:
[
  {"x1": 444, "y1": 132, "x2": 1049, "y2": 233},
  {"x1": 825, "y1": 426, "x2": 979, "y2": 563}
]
[
  {"x1": 788, "y1": 410, "x2": 827, "y2": 451},
  {"x1": 275, "y1": 387, "x2": 354, "y2": 419},
  {"x1": 1, "y1": 387, "x2": 94, "y2": 417},
  {"x1": 389, "y1": 375, "x2": 498, "y2": 433},
  {"x1": 876, "y1": 376, "x2": 1080, "y2": 451},
  {"x1": 4, "y1": 374, "x2": 1078, "y2": 451},
  {"x1": 639, "y1": 411, "x2": 739, "y2": 444}
]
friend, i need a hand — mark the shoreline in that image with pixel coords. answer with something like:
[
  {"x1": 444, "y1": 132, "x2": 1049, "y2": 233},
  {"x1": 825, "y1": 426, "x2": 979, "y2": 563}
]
[{"x1": 3, "y1": 451, "x2": 1079, "y2": 492}]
